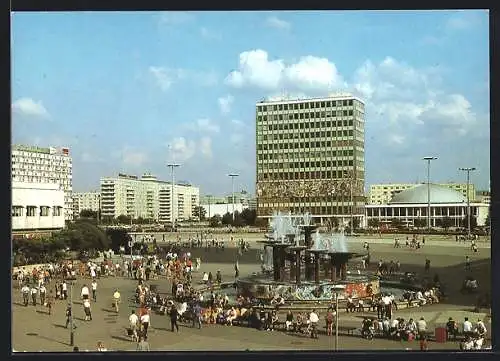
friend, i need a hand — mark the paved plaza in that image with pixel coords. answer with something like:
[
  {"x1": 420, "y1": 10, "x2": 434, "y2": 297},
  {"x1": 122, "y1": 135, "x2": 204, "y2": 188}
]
[{"x1": 12, "y1": 234, "x2": 491, "y2": 352}]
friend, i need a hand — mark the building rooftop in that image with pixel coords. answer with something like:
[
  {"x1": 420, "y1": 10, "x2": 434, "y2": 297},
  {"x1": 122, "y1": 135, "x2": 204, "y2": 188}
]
[
  {"x1": 390, "y1": 184, "x2": 467, "y2": 204},
  {"x1": 256, "y1": 93, "x2": 364, "y2": 105}
]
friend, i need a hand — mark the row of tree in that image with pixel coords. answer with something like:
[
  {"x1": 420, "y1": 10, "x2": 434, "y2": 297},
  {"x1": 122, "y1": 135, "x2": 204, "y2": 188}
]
[
  {"x1": 79, "y1": 208, "x2": 261, "y2": 228},
  {"x1": 13, "y1": 220, "x2": 133, "y2": 266}
]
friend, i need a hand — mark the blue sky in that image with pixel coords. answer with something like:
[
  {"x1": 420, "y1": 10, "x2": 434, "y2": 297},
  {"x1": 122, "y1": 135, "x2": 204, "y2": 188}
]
[{"x1": 11, "y1": 10, "x2": 490, "y2": 195}]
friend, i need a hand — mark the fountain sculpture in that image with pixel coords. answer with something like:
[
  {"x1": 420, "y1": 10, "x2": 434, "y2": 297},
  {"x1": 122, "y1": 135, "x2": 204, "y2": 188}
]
[{"x1": 238, "y1": 212, "x2": 380, "y2": 302}]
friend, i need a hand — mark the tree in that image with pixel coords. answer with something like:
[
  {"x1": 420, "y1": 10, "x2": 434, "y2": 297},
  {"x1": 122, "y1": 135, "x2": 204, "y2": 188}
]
[
  {"x1": 221, "y1": 212, "x2": 233, "y2": 226},
  {"x1": 80, "y1": 209, "x2": 98, "y2": 219},
  {"x1": 349, "y1": 218, "x2": 361, "y2": 231},
  {"x1": 116, "y1": 214, "x2": 132, "y2": 224},
  {"x1": 484, "y1": 213, "x2": 490, "y2": 228},
  {"x1": 240, "y1": 208, "x2": 257, "y2": 226},
  {"x1": 193, "y1": 206, "x2": 207, "y2": 221},
  {"x1": 62, "y1": 222, "x2": 110, "y2": 251},
  {"x1": 209, "y1": 215, "x2": 222, "y2": 227},
  {"x1": 414, "y1": 218, "x2": 426, "y2": 228},
  {"x1": 391, "y1": 218, "x2": 404, "y2": 229},
  {"x1": 106, "y1": 228, "x2": 133, "y2": 253},
  {"x1": 441, "y1": 216, "x2": 454, "y2": 230},
  {"x1": 460, "y1": 215, "x2": 478, "y2": 229},
  {"x1": 101, "y1": 216, "x2": 115, "y2": 225},
  {"x1": 368, "y1": 218, "x2": 380, "y2": 229},
  {"x1": 232, "y1": 210, "x2": 246, "y2": 227}
]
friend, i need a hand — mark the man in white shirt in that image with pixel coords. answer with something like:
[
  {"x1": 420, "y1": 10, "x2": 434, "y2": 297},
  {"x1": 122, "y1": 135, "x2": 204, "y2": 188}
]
[
  {"x1": 21, "y1": 285, "x2": 30, "y2": 306},
  {"x1": 39, "y1": 285, "x2": 47, "y2": 306},
  {"x1": 128, "y1": 310, "x2": 139, "y2": 341},
  {"x1": 390, "y1": 318, "x2": 399, "y2": 331},
  {"x1": 91, "y1": 280, "x2": 98, "y2": 302},
  {"x1": 463, "y1": 317, "x2": 473, "y2": 336},
  {"x1": 309, "y1": 309, "x2": 319, "y2": 324},
  {"x1": 83, "y1": 299, "x2": 92, "y2": 321},
  {"x1": 62, "y1": 281, "x2": 68, "y2": 300},
  {"x1": 475, "y1": 319, "x2": 487, "y2": 336},
  {"x1": 81, "y1": 285, "x2": 90, "y2": 300},
  {"x1": 30, "y1": 286, "x2": 38, "y2": 306},
  {"x1": 416, "y1": 317, "x2": 427, "y2": 339},
  {"x1": 113, "y1": 290, "x2": 121, "y2": 312},
  {"x1": 141, "y1": 311, "x2": 151, "y2": 337}
]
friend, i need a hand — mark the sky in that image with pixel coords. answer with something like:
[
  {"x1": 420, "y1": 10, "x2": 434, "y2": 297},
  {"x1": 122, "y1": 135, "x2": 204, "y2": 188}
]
[{"x1": 11, "y1": 10, "x2": 490, "y2": 195}]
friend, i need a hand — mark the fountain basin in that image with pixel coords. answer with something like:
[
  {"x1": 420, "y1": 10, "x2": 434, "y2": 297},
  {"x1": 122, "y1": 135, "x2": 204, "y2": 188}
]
[{"x1": 236, "y1": 273, "x2": 380, "y2": 302}]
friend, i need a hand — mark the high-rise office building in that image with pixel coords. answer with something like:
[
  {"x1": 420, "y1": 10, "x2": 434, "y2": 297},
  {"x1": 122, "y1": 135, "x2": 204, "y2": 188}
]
[
  {"x1": 73, "y1": 191, "x2": 101, "y2": 217},
  {"x1": 255, "y1": 94, "x2": 365, "y2": 225},
  {"x1": 11, "y1": 144, "x2": 73, "y2": 220},
  {"x1": 100, "y1": 173, "x2": 199, "y2": 223}
]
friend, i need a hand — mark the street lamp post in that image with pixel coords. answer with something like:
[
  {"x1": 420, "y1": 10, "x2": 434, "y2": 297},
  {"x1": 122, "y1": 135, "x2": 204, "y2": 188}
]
[
  {"x1": 67, "y1": 277, "x2": 77, "y2": 346},
  {"x1": 332, "y1": 284, "x2": 346, "y2": 351},
  {"x1": 228, "y1": 173, "x2": 239, "y2": 223},
  {"x1": 167, "y1": 163, "x2": 180, "y2": 230},
  {"x1": 459, "y1": 167, "x2": 476, "y2": 238},
  {"x1": 207, "y1": 195, "x2": 212, "y2": 219},
  {"x1": 423, "y1": 157, "x2": 438, "y2": 230}
]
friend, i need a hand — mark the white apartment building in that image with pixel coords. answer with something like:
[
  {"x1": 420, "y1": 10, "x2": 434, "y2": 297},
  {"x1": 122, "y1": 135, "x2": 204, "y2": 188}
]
[
  {"x1": 12, "y1": 182, "x2": 65, "y2": 231},
  {"x1": 368, "y1": 183, "x2": 476, "y2": 205},
  {"x1": 11, "y1": 144, "x2": 73, "y2": 220},
  {"x1": 100, "y1": 173, "x2": 199, "y2": 223},
  {"x1": 73, "y1": 191, "x2": 101, "y2": 217}
]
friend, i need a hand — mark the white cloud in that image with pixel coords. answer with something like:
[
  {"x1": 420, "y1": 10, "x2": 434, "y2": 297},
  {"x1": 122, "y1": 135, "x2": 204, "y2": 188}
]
[
  {"x1": 169, "y1": 137, "x2": 197, "y2": 163},
  {"x1": 199, "y1": 136, "x2": 213, "y2": 159},
  {"x1": 230, "y1": 119, "x2": 245, "y2": 127},
  {"x1": 149, "y1": 66, "x2": 217, "y2": 90},
  {"x1": 265, "y1": 16, "x2": 291, "y2": 31},
  {"x1": 113, "y1": 147, "x2": 148, "y2": 167},
  {"x1": 229, "y1": 133, "x2": 244, "y2": 145},
  {"x1": 149, "y1": 66, "x2": 173, "y2": 91},
  {"x1": 388, "y1": 134, "x2": 405, "y2": 145},
  {"x1": 445, "y1": 11, "x2": 481, "y2": 31},
  {"x1": 225, "y1": 49, "x2": 345, "y2": 93},
  {"x1": 218, "y1": 95, "x2": 234, "y2": 114},
  {"x1": 200, "y1": 27, "x2": 221, "y2": 40},
  {"x1": 159, "y1": 12, "x2": 195, "y2": 26},
  {"x1": 12, "y1": 97, "x2": 49, "y2": 118},
  {"x1": 186, "y1": 118, "x2": 220, "y2": 133}
]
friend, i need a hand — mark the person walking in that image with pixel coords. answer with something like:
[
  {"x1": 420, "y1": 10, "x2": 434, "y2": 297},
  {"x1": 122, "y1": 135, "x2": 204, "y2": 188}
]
[
  {"x1": 129, "y1": 310, "x2": 139, "y2": 342},
  {"x1": 21, "y1": 284, "x2": 30, "y2": 306},
  {"x1": 30, "y1": 285, "x2": 38, "y2": 306},
  {"x1": 83, "y1": 299, "x2": 92, "y2": 321},
  {"x1": 91, "y1": 279, "x2": 97, "y2": 302},
  {"x1": 192, "y1": 303, "x2": 202, "y2": 329},
  {"x1": 39, "y1": 284, "x2": 47, "y2": 306},
  {"x1": 62, "y1": 281, "x2": 68, "y2": 300},
  {"x1": 136, "y1": 335, "x2": 150, "y2": 351},
  {"x1": 465, "y1": 256, "x2": 471, "y2": 271},
  {"x1": 170, "y1": 306, "x2": 179, "y2": 332},
  {"x1": 112, "y1": 289, "x2": 121, "y2": 313},
  {"x1": 80, "y1": 284, "x2": 90, "y2": 301},
  {"x1": 140, "y1": 310, "x2": 151, "y2": 337}
]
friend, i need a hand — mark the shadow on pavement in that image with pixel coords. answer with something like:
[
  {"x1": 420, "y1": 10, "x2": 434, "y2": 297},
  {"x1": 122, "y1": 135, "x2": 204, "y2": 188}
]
[
  {"x1": 101, "y1": 308, "x2": 119, "y2": 314},
  {"x1": 27, "y1": 332, "x2": 70, "y2": 347},
  {"x1": 111, "y1": 335, "x2": 135, "y2": 343}
]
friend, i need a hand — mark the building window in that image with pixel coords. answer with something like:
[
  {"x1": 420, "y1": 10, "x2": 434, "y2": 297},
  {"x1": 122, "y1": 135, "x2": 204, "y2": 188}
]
[
  {"x1": 12, "y1": 206, "x2": 23, "y2": 217},
  {"x1": 40, "y1": 206, "x2": 50, "y2": 216},
  {"x1": 53, "y1": 206, "x2": 62, "y2": 217},
  {"x1": 27, "y1": 206, "x2": 37, "y2": 217}
]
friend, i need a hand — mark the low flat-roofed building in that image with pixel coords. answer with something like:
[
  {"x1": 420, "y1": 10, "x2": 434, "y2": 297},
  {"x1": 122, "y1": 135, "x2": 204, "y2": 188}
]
[{"x1": 12, "y1": 182, "x2": 65, "y2": 231}]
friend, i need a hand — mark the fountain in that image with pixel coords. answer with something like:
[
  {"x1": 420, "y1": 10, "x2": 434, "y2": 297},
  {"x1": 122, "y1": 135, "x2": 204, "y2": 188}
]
[{"x1": 238, "y1": 212, "x2": 380, "y2": 303}]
